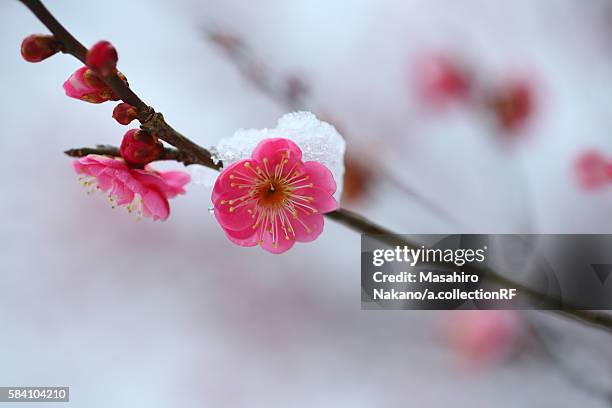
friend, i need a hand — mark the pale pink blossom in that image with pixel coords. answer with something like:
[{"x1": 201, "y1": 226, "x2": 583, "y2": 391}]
[
  {"x1": 212, "y1": 138, "x2": 338, "y2": 253},
  {"x1": 444, "y1": 310, "x2": 523, "y2": 364},
  {"x1": 575, "y1": 151, "x2": 612, "y2": 190},
  {"x1": 73, "y1": 155, "x2": 189, "y2": 221},
  {"x1": 63, "y1": 66, "x2": 126, "y2": 104},
  {"x1": 413, "y1": 53, "x2": 472, "y2": 107}
]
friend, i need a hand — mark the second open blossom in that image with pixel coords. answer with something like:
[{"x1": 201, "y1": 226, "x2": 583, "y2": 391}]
[
  {"x1": 212, "y1": 138, "x2": 338, "y2": 254},
  {"x1": 73, "y1": 155, "x2": 189, "y2": 221}
]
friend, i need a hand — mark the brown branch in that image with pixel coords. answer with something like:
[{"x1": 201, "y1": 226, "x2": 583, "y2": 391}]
[
  {"x1": 64, "y1": 145, "x2": 197, "y2": 165},
  {"x1": 19, "y1": 0, "x2": 220, "y2": 171},
  {"x1": 20, "y1": 0, "x2": 612, "y2": 333},
  {"x1": 60, "y1": 142, "x2": 612, "y2": 333}
]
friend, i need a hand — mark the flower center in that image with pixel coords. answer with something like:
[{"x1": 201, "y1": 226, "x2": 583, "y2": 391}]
[
  {"x1": 221, "y1": 157, "x2": 320, "y2": 247},
  {"x1": 256, "y1": 178, "x2": 290, "y2": 208}
]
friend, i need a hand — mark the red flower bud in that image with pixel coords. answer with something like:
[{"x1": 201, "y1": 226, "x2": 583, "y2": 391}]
[
  {"x1": 120, "y1": 129, "x2": 163, "y2": 166},
  {"x1": 489, "y1": 80, "x2": 534, "y2": 132},
  {"x1": 113, "y1": 103, "x2": 138, "y2": 125},
  {"x1": 413, "y1": 53, "x2": 472, "y2": 107},
  {"x1": 86, "y1": 41, "x2": 118, "y2": 77},
  {"x1": 21, "y1": 34, "x2": 61, "y2": 63}
]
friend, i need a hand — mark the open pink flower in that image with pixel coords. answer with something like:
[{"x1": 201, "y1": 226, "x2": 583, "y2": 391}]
[
  {"x1": 212, "y1": 138, "x2": 338, "y2": 254},
  {"x1": 73, "y1": 155, "x2": 190, "y2": 221}
]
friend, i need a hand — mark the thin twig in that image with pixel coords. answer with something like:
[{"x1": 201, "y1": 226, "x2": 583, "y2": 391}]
[
  {"x1": 64, "y1": 145, "x2": 196, "y2": 165},
  {"x1": 19, "y1": 0, "x2": 219, "y2": 171},
  {"x1": 19, "y1": 0, "x2": 612, "y2": 333}
]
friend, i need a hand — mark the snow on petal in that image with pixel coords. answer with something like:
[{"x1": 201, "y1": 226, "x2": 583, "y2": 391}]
[
  {"x1": 214, "y1": 111, "x2": 345, "y2": 200},
  {"x1": 211, "y1": 137, "x2": 337, "y2": 254}
]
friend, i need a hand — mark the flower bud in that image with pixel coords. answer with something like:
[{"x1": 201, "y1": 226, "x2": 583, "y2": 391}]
[
  {"x1": 414, "y1": 53, "x2": 471, "y2": 106},
  {"x1": 21, "y1": 34, "x2": 61, "y2": 63},
  {"x1": 113, "y1": 103, "x2": 138, "y2": 125},
  {"x1": 120, "y1": 129, "x2": 164, "y2": 166},
  {"x1": 63, "y1": 66, "x2": 127, "y2": 104},
  {"x1": 86, "y1": 41, "x2": 118, "y2": 77},
  {"x1": 489, "y1": 80, "x2": 533, "y2": 132}
]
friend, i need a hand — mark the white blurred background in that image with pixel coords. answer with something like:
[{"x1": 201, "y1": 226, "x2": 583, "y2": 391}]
[{"x1": 2, "y1": 0, "x2": 612, "y2": 406}]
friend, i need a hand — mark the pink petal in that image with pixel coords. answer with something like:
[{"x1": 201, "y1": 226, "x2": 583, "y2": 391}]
[
  {"x1": 63, "y1": 67, "x2": 99, "y2": 99},
  {"x1": 94, "y1": 171, "x2": 115, "y2": 191},
  {"x1": 131, "y1": 169, "x2": 166, "y2": 188},
  {"x1": 224, "y1": 224, "x2": 259, "y2": 247},
  {"x1": 290, "y1": 213, "x2": 325, "y2": 243},
  {"x1": 300, "y1": 161, "x2": 337, "y2": 195},
  {"x1": 213, "y1": 191, "x2": 256, "y2": 231},
  {"x1": 133, "y1": 169, "x2": 189, "y2": 199},
  {"x1": 212, "y1": 159, "x2": 258, "y2": 203},
  {"x1": 73, "y1": 155, "x2": 126, "y2": 176},
  {"x1": 63, "y1": 68, "x2": 91, "y2": 98},
  {"x1": 84, "y1": 155, "x2": 127, "y2": 170},
  {"x1": 252, "y1": 138, "x2": 302, "y2": 176},
  {"x1": 111, "y1": 180, "x2": 135, "y2": 205},
  {"x1": 296, "y1": 187, "x2": 338, "y2": 213},
  {"x1": 140, "y1": 189, "x2": 170, "y2": 221},
  {"x1": 72, "y1": 159, "x2": 88, "y2": 175},
  {"x1": 158, "y1": 170, "x2": 190, "y2": 197},
  {"x1": 114, "y1": 168, "x2": 146, "y2": 196},
  {"x1": 258, "y1": 227, "x2": 296, "y2": 254}
]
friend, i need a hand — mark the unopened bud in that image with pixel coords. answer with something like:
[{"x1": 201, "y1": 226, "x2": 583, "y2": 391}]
[
  {"x1": 489, "y1": 80, "x2": 533, "y2": 132},
  {"x1": 21, "y1": 34, "x2": 61, "y2": 63},
  {"x1": 86, "y1": 41, "x2": 118, "y2": 77},
  {"x1": 113, "y1": 103, "x2": 138, "y2": 125},
  {"x1": 120, "y1": 129, "x2": 163, "y2": 166}
]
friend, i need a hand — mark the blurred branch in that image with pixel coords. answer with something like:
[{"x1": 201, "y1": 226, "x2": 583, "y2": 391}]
[
  {"x1": 20, "y1": 0, "x2": 612, "y2": 334},
  {"x1": 206, "y1": 27, "x2": 467, "y2": 228},
  {"x1": 206, "y1": 30, "x2": 308, "y2": 110},
  {"x1": 524, "y1": 315, "x2": 612, "y2": 402}
]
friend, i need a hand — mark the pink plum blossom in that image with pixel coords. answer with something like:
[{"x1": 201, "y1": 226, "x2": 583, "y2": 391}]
[
  {"x1": 63, "y1": 66, "x2": 126, "y2": 103},
  {"x1": 73, "y1": 155, "x2": 190, "y2": 221},
  {"x1": 212, "y1": 138, "x2": 338, "y2": 254},
  {"x1": 413, "y1": 53, "x2": 472, "y2": 107},
  {"x1": 575, "y1": 151, "x2": 612, "y2": 190},
  {"x1": 443, "y1": 310, "x2": 524, "y2": 365}
]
